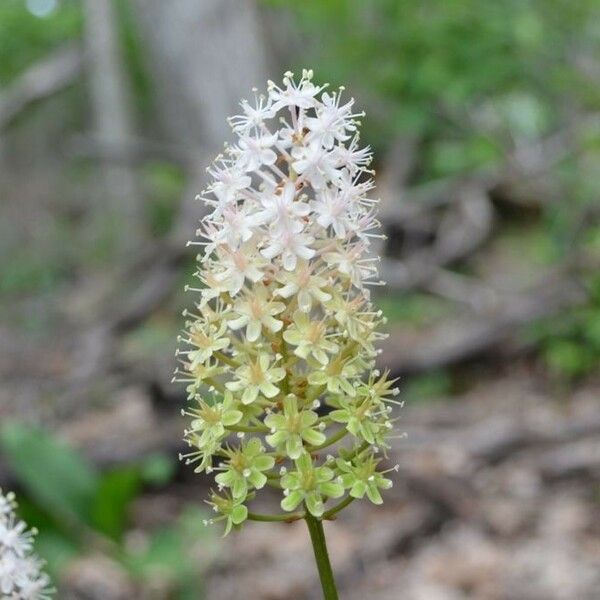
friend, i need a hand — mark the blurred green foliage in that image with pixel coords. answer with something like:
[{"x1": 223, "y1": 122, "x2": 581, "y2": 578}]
[
  {"x1": 269, "y1": 0, "x2": 600, "y2": 172},
  {"x1": 0, "y1": 0, "x2": 82, "y2": 86},
  {"x1": 378, "y1": 292, "x2": 453, "y2": 326},
  {"x1": 402, "y1": 370, "x2": 453, "y2": 404},
  {"x1": 124, "y1": 506, "x2": 214, "y2": 599},
  {"x1": 1, "y1": 422, "x2": 99, "y2": 526},
  {"x1": 0, "y1": 422, "x2": 213, "y2": 597},
  {"x1": 0, "y1": 239, "x2": 71, "y2": 298},
  {"x1": 530, "y1": 275, "x2": 600, "y2": 379},
  {"x1": 142, "y1": 161, "x2": 186, "y2": 236},
  {"x1": 0, "y1": 0, "x2": 151, "y2": 114},
  {"x1": 270, "y1": 0, "x2": 600, "y2": 380}
]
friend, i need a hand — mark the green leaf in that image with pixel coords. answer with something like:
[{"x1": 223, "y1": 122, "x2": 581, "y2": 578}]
[
  {"x1": 140, "y1": 452, "x2": 176, "y2": 487},
  {"x1": 124, "y1": 506, "x2": 214, "y2": 587},
  {"x1": 90, "y1": 467, "x2": 141, "y2": 540},
  {"x1": 0, "y1": 422, "x2": 99, "y2": 526},
  {"x1": 403, "y1": 370, "x2": 453, "y2": 404},
  {"x1": 545, "y1": 340, "x2": 592, "y2": 378}
]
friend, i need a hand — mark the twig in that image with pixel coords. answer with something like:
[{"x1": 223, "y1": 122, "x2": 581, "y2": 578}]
[{"x1": 0, "y1": 44, "x2": 83, "y2": 130}]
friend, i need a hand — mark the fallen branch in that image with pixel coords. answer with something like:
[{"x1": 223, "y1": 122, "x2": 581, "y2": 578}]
[
  {"x1": 0, "y1": 44, "x2": 83, "y2": 130},
  {"x1": 538, "y1": 440, "x2": 600, "y2": 481},
  {"x1": 65, "y1": 133, "x2": 190, "y2": 166},
  {"x1": 379, "y1": 269, "x2": 586, "y2": 374},
  {"x1": 379, "y1": 116, "x2": 594, "y2": 225},
  {"x1": 380, "y1": 186, "x2": 495, "y2": 291}
]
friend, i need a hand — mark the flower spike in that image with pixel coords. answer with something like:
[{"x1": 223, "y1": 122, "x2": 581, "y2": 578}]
[{"x1": 176, "y1": 71, "x2": 400, "y2": 536}]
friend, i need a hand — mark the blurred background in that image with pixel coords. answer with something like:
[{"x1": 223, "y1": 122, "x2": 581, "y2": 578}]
[{"x1": 1, "y1": 0, "x2": 599, "y2": 598}]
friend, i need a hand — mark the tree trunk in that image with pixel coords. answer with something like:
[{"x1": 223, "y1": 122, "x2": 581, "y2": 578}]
[
  {"x1": 83, "y1": 0, "x2": 143, "y2": 249},
  {"x1": 131, "y1": 0, "x2": 273, "y2": 243}
]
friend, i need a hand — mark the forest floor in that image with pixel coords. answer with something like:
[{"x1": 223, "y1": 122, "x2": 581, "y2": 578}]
[
  {"x1": 202, "y1": 368, "x2": 600, "y2": 600},
  {"x1": 5, "y1": 356, "x2": 595, "y2": 600}
]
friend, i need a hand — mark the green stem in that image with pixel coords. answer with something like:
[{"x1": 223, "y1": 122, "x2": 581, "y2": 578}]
[
  {"x1": 213, "y1": 350, "x2": 239, "y2": 368},
  {"x1": 323, "y1": 495, "x2": 355, "y2": 520},
  {"x1": 203, "y1": 377, "x2": 226, "y2": 393},
  {"x1": 264, "y1": 478, "x2": 282, "y2": 489},
  {"x1": 247, "y1": 511, "x2": 303, "y2": 522},
  {"x1": 343, "y1": 440, "x2": 369, "y2": 462},
  {"x1": 226, "y1": 424, "x2": 269, "y2": 433},
  {"x1": 305, "y1": 513, "x2": 339, "y2": 600},
  {"x1": 306, "y1": 383, "x2": 326, "y2": 403},
  {"x1": 308, "y1": 427, "x2": 348, "y2": 452}
]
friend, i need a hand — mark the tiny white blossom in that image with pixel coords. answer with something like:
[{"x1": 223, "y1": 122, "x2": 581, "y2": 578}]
[
  {"x1": 268, "y1": 69, "x2": 323, "y2": 110},
  {"x1": 291, "y1": 142, "x2": 340, "y2": 190},
  {"x1": 0, "y1": 489, "x2": 53, "y2": 599},
  {"x1": 212, "y1": 203, "x2": 261, "y2": 248},
  {"x1": 323, "y1": 243, "x2": 377, "y2": 287},
  {"x1": 261, "y1": 227, "x2": 316, "y2": 272},
  {"x1": 0, "y1": 492, "x2": 16, "y2": 519},
  {"x1": 228, "y1": 93, "x2": 276, "y2": 133},
  {"x1": 235, "y1": 133, "x2": 278, "y2": 172},
  {"x1": 332, "y1": 135, "x2": 373, "y2": 172},
  {"x1": 305, "y1": 90, "x2": 358, "y2": 149},
  {"x1": 312, "y1": 186, "x2": 352, "y2": 238},
  {"x1": 255, "y1": 181, "x2": 310, "y2": 231},
  {"x1": 228, "y1": 285, "x2": 285, "y2": 342},
  {"x1": 274, "y1": 262, "x2": 332, "y2": 312},
  {"x1": 207, "y1": 162, "x2": 252, "y2": 215},
  {"x1": 212, "y1": 243, "x2": 266, "y2": 295}
]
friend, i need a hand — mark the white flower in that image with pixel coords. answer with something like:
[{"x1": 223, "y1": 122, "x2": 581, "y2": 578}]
[
  {"x1": 323, "y1": 242, "x2": 377, "y2": 287},
  {"x1": 211, "y1": 202, "x2": 261, "y2": 248},
  {"x1": 268, "y1": 69, "x2": 323, "y2": 110},
  {"x1": 235, "y1": 133, "x2": 278, "y2": 172},
  {"x1": 185, "y1": 319, "x2": 230, "y2": 367},
  {"x1": 213, "y1": 243, "x2": 266, "y2": 295},
  {"x1": 0, "y1": 489, "x2": 53, "y2": 599},
  {"x1": 291, "y1": 142, "x2": 340, "y2": 190},
  {"x1": 229, "y1": 93, "x2": 276, "y2": 133},
  {"x1": 228, "y1": 285, "x2": 285, "y2": 342},
  {"x1": 196, "y1": 270, "x2": 231, "y2": 305},
  {"x1": 312, "y1": 186, "x2": 352, "y2": 238},
  {"x1": 207, "y1": 162, "x2": 252, "y2": 215},
  {"x1": 331, "y1": 134, "x2": 372, "y2": 172},
  {"x1": 274, "y1": 262, "x2": 332, "y2": 312},
  {"x1": 226, "y1": 353, "x2": 286, "y2": 404},
  {"x1": 255, "y1": 181, "x2": 310, "y2": 231},
  {"x1": 0, "y1": 492, "x2": 16, "y2": 519},
  {"x1": 283, "y1": 310, "x2": 339, "y2": 365},
  {"x1": 0, "y1": 517, "x2": 34, "y2": 558},
  {"x1": 337, "y1": 169, "x2": 376, "y2": 206},
  {"x1": 305, "y1": 90, "x2": 358, "y2": 149},
  {"x1": 351, "y1": 209, "x2": 382, "y2": 246},
  {"x1": 261, "y1": 227, "x2": 316, "y2": 272},
  {"x1": 16, "y1": 566, "x2": 53, "y2": 600}
]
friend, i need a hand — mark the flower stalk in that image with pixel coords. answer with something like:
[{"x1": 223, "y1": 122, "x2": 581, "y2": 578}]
[{"x1": 305, "y1": 513, "x2": 339, "y2": 600}]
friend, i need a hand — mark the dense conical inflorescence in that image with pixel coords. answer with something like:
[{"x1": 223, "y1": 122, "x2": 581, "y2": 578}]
[
  {"x1": 0, "y1": 488, "x2": 54, "y2": 598},
  {"x1": 175, "y1": 70, "x2": 400, "y2": 534}
]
